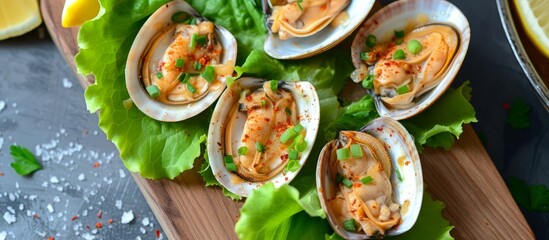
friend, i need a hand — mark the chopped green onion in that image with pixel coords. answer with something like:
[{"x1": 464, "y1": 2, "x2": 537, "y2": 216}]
[
  {"x1": 365, "y1": 34, "x2": 377, "y2": 48},
  {"x1": 186, "y1": 82, "x2": 197, "y2": 93},
  {"x1": 196, "y1": 35, "x2": 208, "y2": 46},
  {"x1": 396, "y1": 84, "x2": 410, "y2": 95},
  {"x1": 123, "y1": 98, "x2": 133, "y2": 110},
  {"x1": 237, "y1": 146, "x2": 248, "y2": 156},
  {"x1": 336, "y1": 148, "x2": 350, "y2": 160},
  {"x1": 362, "y1": 74, "x2": 374, "y2": 89},
  {"x1": 284, "y1": 159, "x2": 300, "y2": 172},
  {"x1": 395, "y1": 38, "x2": 404, "y2": 45},
  {"x1": 224, "y1": 155, "x2": 234, "y2": 164},
  {"x1": 284, "y1": 108, "x2": 292, "y2": 116},
  {"x1": 146, "y1": 85, "x2": 160, "y2": 98},
  {"x1": 336, "y1": 173, "x2": 353, "y2": 188},
  {"x1": 189, "y1": 33, "x2": 197, "y2": 49},
  {"x1": 260, "y1": 100, "x2": 267, "y2": 107},
  {"x1": 350, "y1": 144, "x2": 363, "y2": 158},
  {"x1": 360, "y1": 52, "x2": 370, "y2": 61},
  {"x1": 201, "y1": 66, "x2": 215, "y2": 82},
  {"x1": 193, "y1": 61, "x2": 202, "y2": 71},
  {"x1": 396, "y1": 168, "x2": 404, "y2": 181},
  {"x1": 296, "y1": 0, "x2": 303, "y2": 11},
  {"x1": 293, "y1": 123, "x2": 304, "y2": 133},
  {"x1": 407, "y1": 39, "x2": 423, "y2": 54},
  {"x1": 361, "y1": 176, "x2": 373, "y2": 184},
  {"x1": 189, "y1": 18, "x2": 197, "y2": 25},
  {"x1": 393, "y1": 49, "x2": 406, "y2": 60},
  {"x1": 255, "y1": 142, "x2": 266, "y2": 153},
  {"x1": 156, "y1": 72, "x2": 163, "y2": 79},
  {"x1": 224, "y1": 155, "x2": 237, "y2": 172},
  {"x1": 175, "y1": 58, "x2": 185, "y2": 68},
  {"x1": 171, "y1": 12, "x2": 189, "y2": 23},
  {"x1": 293, "y1": 135, "x2": 307, "y2": 152},
  {"x1": 270, "y1": 80, "x2": 278, "y2": 91},
  {"x1": 288, "y1": 149, "x2": 299, "y2": 161},
  {"x1": 178, "y1": 73, "x2": 191, "y2": 83},
  {"x1": 394, "y1": 30, "x2": 405, "y2": 38},
  {"x1": 343, "y1": 218, "x2": 356, "y2": 231},
  {"x1": 280, "y1": 128, "x2": 298, "y2": 143}
]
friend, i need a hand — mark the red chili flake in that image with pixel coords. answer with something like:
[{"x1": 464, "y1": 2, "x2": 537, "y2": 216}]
[
  {"x1": 108, "y1": 218, "x2": 113, "y2": 224},
  {"x1": 353, "y1": 183, "x2": 362, "y2": 188},
  {"x1": 95, "y1": 222, "x2": 103, "y2": 229},
  {"x1": 405, "y1": 161, "x2": 411, "y2": 166},
  {"x1": 71, "y1": 215, "x2": 79, "y2": 221},
  {"x1": 377, "y1": 127, "x2": 383, "y2": 132},
  {"x1": 156, "y1": 230, "x2": 162, "y2": 238},
  {"x1": 285, "y1": 177, "x2": 289, "y2": 181},
  {"x1": 97, "y1": 210, "x2": 102, "y2": 219},
  {"x1": 33, "y1": 214, "x2": 39, "y2": 219},
  {"x1": 503, "y1": 102, "x2": 510, "y2": 110},
  {"x1": 48, "y1": 237, "x2": 54, "y2": 240},
  {"x1": 320, "y1": 4, "x2": 327, "y2": 10},
  {"x1": 92, "y1": 162, "x2": 100, "y2": 168},
  {"x1": 0, "y1": 172, "x2": 4, "y2": 176}
]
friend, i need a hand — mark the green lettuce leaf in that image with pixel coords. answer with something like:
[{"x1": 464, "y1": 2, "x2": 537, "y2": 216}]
[
  {"x1": 238, "y1": 184, "x2": 453, "y2": 240},
  {"x1": 401, "y1": 81, "x2": 477, "y2": 152}
]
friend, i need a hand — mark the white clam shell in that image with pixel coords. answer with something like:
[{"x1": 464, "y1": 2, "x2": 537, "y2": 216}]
[
  {"x1": 351, "y1": 0, "x2": 471, "y2": 120},
  {"x1": 208, "y1": 77, "x2": 320, "y2": 197},
  {"x1": 125, "y1": 0, "x2": 237, "y2": 122},
  {"x1": 264, "y1": 0, "x2": 375, "y2": 59},
  {"x1": 317, "y1": 117, "x2": 423, "y2": 238}
]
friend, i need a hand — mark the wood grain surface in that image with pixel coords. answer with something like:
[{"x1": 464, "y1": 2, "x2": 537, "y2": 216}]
[{"x1": 41, "y1": 1, "x2": 534, "y2": 239}]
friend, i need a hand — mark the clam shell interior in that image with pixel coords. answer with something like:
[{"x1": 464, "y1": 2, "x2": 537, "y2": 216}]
[
  {"x1": 317, "y1": 117, "x2": 423, "y2": 238},
  {"x1": 208, "y1": 77, "x2": 320, "y2": 197},
  {"x1": 351, "y1": 0, "x2": 471, "y2": 120},
  {"x1": 264, "y1": 0, "x2": 375, "y2": 59},
  {"x1": 125, "y1": 0, "x2": 237, "y2": 122}
]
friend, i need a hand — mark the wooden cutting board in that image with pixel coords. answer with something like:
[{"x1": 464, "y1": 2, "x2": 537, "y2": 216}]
[{"x1": 41, "y1": 1, "x2": 534, "y2": 239}]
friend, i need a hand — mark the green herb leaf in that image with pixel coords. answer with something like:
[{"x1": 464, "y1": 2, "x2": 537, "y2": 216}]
[
  {"x1": 343, "y1": 218, "x2": 356, "y2": 231},
  {"x1": 362, "y1": 74, "x2": 374, "y2": 89},
  {"x1": 506, "y1": 98, "x2": 531, "y2": 129},
  {"x1": 269, "y1": 80, "x2": 278, "y2": 91},
  {"x1": 10, "y1": 145, "x2": 42, "y2": 176},
  {"x1": 508, "y1": 176, "x2": 549, "y2": 212}
]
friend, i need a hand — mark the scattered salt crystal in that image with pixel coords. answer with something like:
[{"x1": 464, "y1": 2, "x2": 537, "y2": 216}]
[
  {"x1": 119, "y1": 169, "x2": 127, "y2": 178},
  {"x1": 157, "y1": 232, "x2": 163, "y2": 240},
  {"x1": 141, "y1": 217, "x2": 150, "y2": 226},
  {"x1": 7, "y1": 206, "x2": 15, "y2": 214},
  {"x1": 36, "y1": 231, "x2": 46, "y2": 237},
  {"x1": 47, "y1": 204, "x2": 54, "y2": 213},
  {"x1": 53, "y1": 196, "x2": 60, "y2": 203},
  {"x1": 82, "y1": 209, "x2": 88, "y2": 217},
  {"x1": 15, "y1": 182, "x2": 19, "y2": 189},
  {"x1": 78, "y1": 173, "x2": 85, "y2": 181},
  {"x1": 135, "y1": 237, "x2": 142, "y2": 240},
  {"x1": 18, "y1": 204, "x2": 23, "y2": 211},
  {"x1": 0, "y1": 137, "x2": 4, "y2": 151},
  {"x1": 3, "y1": 212, "x2": 16, "y2": 224},
  {"x1": 121, "y1": 210, "x2": 134, "y2": 224},
  {"x1": 29, "y1": 195, "x2": 37, "y2": 200},
  {"x1": 11, "y1": 103, "x2": 16, "y2": 108},
  {"x1": 56, "y1": 186, "x2": 63, "y2": 192},
  {"x1": 26, "y1": 210, "x2": 31, "y2": 216},
  {"x1": 50, "y1": 176, "x2": 59, "y2": 183},
  {"x1": 82, "y1": 232, "x2": 96, "y2": 240},
  {"x1": 62, "y1": 78, "x2": 73, "y2": 88},
  {"x1": 8, "y1": 193, "x2": 15, "y2": 201},
  {"x1": 0, "y1": 101, "x2": 5, "y2": 113},
  {"x1": 115, "y1": 200, "x2": 122, "y2": 210},
  {"x1": 41, "y1": 181, "x2": 48, "y2": 187},
  {"x1": 139, "y1": 227, "x2": 146, "y2": 234},
  {"x1": 0, "y1": 231, "x2": 5, "y2": 240}
]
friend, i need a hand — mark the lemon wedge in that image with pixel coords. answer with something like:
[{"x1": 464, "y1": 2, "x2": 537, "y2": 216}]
[
  {"x1": 62, "y1": 0, "x2": 100, "y2": 28},
  {"x1": 0, "y1": 0, "x2": 42, "y2": 41},
  {"x1": 514, "y1": 0, "x2": 549, "y2": 58}
]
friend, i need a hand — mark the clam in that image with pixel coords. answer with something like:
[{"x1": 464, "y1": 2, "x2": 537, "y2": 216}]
[
  {"x1": 263, "y1": 0, "x2": 375, "y2": 59},
  {"x1": 317, "y1": 117, "x2": 423, "y2": 239},
  {"x1": 351, "y1": 0, "x2": 471, "y2": 120},
  {"x1": 126, "y1": 0, "x2": 237, "y2": 122},
  {"x1": 208, "y1": 77, "x2": 320, "y2": 197}
]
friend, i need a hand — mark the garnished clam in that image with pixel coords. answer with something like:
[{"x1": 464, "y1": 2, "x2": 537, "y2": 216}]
[
  {"x1": 208, "y1": 77, "x2": 320, "y2": 197},
  {"x1": 351, "y1": 0, "x2": 470, "y2": 120},
  {"x1": 317, "y1": 117, "x2": 423, "y2": 239},
  {"x1": 126, "y1": 0, "x2": 237, "y2": 122},
  {"x1": 263, "y1": 0, "x2": 375, "y2": 59}
]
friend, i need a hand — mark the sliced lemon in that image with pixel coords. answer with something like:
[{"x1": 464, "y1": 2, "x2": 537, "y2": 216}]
[
  {"x1": 0, "y1": 0, "x2": 42, "y2": 41},
  {"x1": 514, "y1": 0, "x2": 549, "y2": 58},
  {"x1": 62, "y1": 0, "x2": 100, "y2": 28}
]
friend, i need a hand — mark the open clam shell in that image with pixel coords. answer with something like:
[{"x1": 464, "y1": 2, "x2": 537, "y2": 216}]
[
  {"x1": 317, "y1": 117, "x2": 423, "y2": 238},
  {"x1": 126, "y1": 0, "x2": 237, "y2": 122},
  {"x1": 351, "y1": 0, "x2": 470, "y2": 120},
  {"x1": 208, "y1": 77, "x2": 320, "y2": 197},
  {"x1": 263, "y1": 0, "x2": 375, "y2": 59}
]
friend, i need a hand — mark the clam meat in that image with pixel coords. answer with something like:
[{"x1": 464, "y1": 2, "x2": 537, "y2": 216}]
[
  {"x1": 126, "y1": 0, "x2": 237, "y2": 122},
  {"x1": 317, "y1": 117, "x2": 423, "y2": 238},
  {"x1": 208, "y1": 78, "x2": 320, "y2": 197},
  {"x1": 269, "y1": 0, "x2": 350, "y2": 40}
]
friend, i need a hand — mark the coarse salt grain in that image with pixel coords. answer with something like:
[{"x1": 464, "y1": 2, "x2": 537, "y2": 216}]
[
  {"x1": 78, "y1": 173, "x2": 85, "y2": 181},
  {"x1": 141, "y1": 217, "x2": 150, "y2": 226},
  {"x1": 115, "y1": 200, "x2": 122, "y2": 210},
  {"x1": 3, "y1": 212, "x2": 16, "y2": 224},
  {"x1": 50, "y1": 176, "x2": 60, "y2": 183},
  {"x1": 121, "y1": 210, "x2": 134, "y2": 224},
  {"x1": 47, "y1": 204, "x2": 54, "y2": 213}
]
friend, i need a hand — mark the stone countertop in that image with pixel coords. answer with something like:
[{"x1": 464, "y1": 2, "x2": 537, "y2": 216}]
[{"x1": 1, "y1": 0, "x2": 549, "y2": 239}]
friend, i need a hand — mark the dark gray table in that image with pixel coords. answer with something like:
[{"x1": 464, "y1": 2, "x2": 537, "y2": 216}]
[{"x1": 1, "y1": 0, "x2": 548, "y2": 239}]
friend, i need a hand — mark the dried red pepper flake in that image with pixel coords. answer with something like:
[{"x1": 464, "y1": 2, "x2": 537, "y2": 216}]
[
  {"x1": 156, "y1": 229, "x2": 162, "y2": 238},
  {"x1": 48, "y1": 237, "x2": 54, "y2": 240},
  {"x1": 0, "y1": 172, "x2": 4, "y2": 176},
  {"x1": 108, "y1": 218, "x2": 113, "y2": 224},
  {"x1": 96, "y1": 222, "x2": 103, "y2": 229},
  {"x1": 33, "y1": 214, "x2": 39, "y2": 219},
  {"x1": 97, "y1": 210, "x2": 102, "y2": 218},
  {"x1": 503, "y1": 102, "x2": 510, "y2": 110},
  {"x1": 71, "y1": 215, "x2": 79, "y2": 221},
  {"x1": 92, "y1": 162, "x2": 100, "y2": 168}
]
